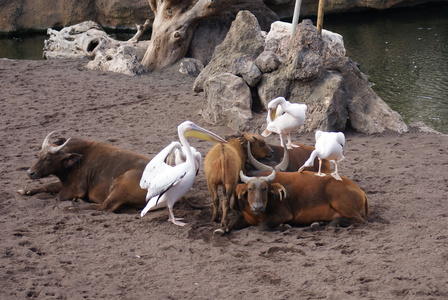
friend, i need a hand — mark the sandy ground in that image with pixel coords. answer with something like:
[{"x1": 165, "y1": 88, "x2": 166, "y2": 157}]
[{"x1": 1, "y1": 58, "x2": 448, "y2": 299}]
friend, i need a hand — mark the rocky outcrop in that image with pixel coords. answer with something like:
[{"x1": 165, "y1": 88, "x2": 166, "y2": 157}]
[
  {"x1": 0, "y1": 0, "x2": 151, "y2": 32},
  {"x1": 0, "y1": 0, "x2": 441, "y2": 33},
  {"x1": 43, "y1": 21, "x2": 148, "y2": 75},
  {"x1": 196, "y1": 14, "x2": 408, "y2": 134}
]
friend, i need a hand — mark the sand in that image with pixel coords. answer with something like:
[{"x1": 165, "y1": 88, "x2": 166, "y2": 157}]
[{"x1": 1, "y1": 58, "x2": 448, "y2": 299}]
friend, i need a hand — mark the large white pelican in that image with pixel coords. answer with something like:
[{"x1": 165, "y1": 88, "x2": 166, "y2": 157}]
[
  {"x1": 298, "y1": 130, "x2": 345, "y2": 181},
  {"x1": 139, "y1": 121, "x2": 226, "y2": 226},
  {"x1": 261, "y1": 96, "x2": 307, "y2": 149},
  {"x1": 166, "y1": 146, "x2": 202, "y2": 175}
]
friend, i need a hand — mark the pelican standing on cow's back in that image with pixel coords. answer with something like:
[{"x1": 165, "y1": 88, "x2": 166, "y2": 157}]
[
  {"x1": 261, "y1": 96, "x2": 307, "y2": 149},
  {"x1": 298, "y1": 130, "x2": 345, "y2": 181},
  {"x1": 140, "y1": 121, "x2": 226, "y2": 226}
]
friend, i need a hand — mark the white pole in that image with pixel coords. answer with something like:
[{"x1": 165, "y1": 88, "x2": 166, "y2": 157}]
[{"x1": 290, "y1": 0, "x2": 302, "y2": 39}]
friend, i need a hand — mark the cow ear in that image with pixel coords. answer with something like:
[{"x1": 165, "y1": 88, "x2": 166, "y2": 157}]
[
  {"x1": 235, "y1": 184, "x2": 248, "y2": 199},
  {"x1": 62, "y1": 153, "x2": 82, "y2": 167},
  {"x1": 238, "y1": 133, "x2": 249, "y2": 147},
  {"x1": 270, "y1": 183, "x2": 287, "y2": 201}
]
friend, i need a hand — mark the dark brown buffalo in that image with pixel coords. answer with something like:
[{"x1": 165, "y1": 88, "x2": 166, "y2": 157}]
[
  {"x1": 215, "y1": 170, "x2": 369, "y2": 234},
  {"x1": 18, "y1": 132, "x2": 149, "y2": 212}
]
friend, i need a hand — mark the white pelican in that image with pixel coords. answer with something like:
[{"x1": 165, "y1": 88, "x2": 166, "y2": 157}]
[
  {"x1": 261, "y1": 96, "x2": 307, "y2": 149},
  {"x1": 298, "y1": 130, "x2": 345, "y2": 181},
  {"x1": 140, "y1": 121, "x2": 226, "y2": 226},
  {"x1": 166, "y1": 146, "x2": 202, "y2": 175}
]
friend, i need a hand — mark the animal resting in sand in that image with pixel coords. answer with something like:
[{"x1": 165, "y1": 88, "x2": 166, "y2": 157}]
[
  {"x1": 18, "y1": 131, "x2": 150, "y2": 212},
  {"x1": 215, "y1": 169, "x2": 369, "y2": 234}
]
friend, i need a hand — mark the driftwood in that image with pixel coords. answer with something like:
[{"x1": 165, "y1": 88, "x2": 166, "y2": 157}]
[{"x1": 141, "y1": 0, "x2": 236, "y2": 71}]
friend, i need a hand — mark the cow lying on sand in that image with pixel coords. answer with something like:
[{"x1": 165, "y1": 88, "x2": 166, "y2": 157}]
[
  {"x1": 17, "y1": 131, "x2": 149, "y2": 212},
  {"x1": 214, "y1": 170, "x2": 369, "y2": 234}
]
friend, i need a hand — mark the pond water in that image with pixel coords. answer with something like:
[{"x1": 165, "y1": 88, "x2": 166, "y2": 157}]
[
  {"x1": 324, "y1": 4, "x2": 448, "y2": 133},
  {"x1": 1, "y1": 3, "x2": 447, "y2": 133}
]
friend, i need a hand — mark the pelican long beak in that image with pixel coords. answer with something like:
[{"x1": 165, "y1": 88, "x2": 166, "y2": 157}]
[
  {"x1": 269, "y1": 105, "x2": 278, "y2": 122},
  {"x1": 184, "y1": 124, "x2": 227, "y2": 143}
]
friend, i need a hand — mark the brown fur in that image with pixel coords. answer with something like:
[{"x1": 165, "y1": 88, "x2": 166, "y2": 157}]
[
  {"x1": 227, "y1": 171, "x2": 368, "y2": 232},
  {"x1": 204, "y1": 133, "x2": 273, "y2": 227},
  {"x1": 19, "y1": 136, "x2": 149, "y2": 212},
  {"x1": 253, "y1": 143, "x2": 331, "y2": 173}
]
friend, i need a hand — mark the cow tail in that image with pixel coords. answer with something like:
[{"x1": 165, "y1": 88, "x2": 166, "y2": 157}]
[
  {"x1": 363, "y1": 191, "x2": 369, "y2": 220},
  {"x1": 220, "y1": 144, "x2": 227, "y2": 196}
]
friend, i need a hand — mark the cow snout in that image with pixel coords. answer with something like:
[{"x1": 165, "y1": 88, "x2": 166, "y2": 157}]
[
  {"x1": 251, "y1": 203, "x2": 265, "y2": 214},
  {"x1": 27, "y1": 168, "x2": 39, "y2": 179}
]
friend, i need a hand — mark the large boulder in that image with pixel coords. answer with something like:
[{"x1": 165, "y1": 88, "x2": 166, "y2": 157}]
[
  {"x1": 200, "y1": 73, "x2": 253, "y2": 131},
  {"x1": 187, "y1": 0, "x2": 279, "y2": 66},
  {"x1": 193, "y1": 10, "x2": 266, "y2": 93},
  {"x1": 196, "y1": 15, "x2": 408, "y2": 134}
]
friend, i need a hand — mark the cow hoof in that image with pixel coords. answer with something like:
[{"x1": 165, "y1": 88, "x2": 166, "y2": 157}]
[{"x1": 213, "y1": 228, "x2": 228, "y2": 235}]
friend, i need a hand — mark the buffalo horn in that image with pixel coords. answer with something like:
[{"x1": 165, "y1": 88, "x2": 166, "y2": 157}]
[
  {"x1": 41, "y1": 131, "x2": 71, "y2": 154},
  {"x1": 239, "y1": 170, "x2": 276, "y2": 184},
  {"x1": 247, "y1": 135, "x2": 289, "y2": 171}
]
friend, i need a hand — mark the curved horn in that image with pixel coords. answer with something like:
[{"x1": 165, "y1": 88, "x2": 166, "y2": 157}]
[
  {"x1": 49, "y1": 137, "x2": 71, "y2": 154},
  {"x1": 239, "y1": 170, "x2": 276, "y2": 184},
  {"x1": 263, "y1": 170, "x2": 276, "y2": 183},
  {"x1": 41, "y1": 131, "x2": 56, "y2": 150},
  {"x1": 41, "y1": 131, "x2": 71, "y2": 154},
  {"x1": 247, "y1": 141, "x2": 274, "y2": 171},
  {"x1": 274, "y1": 135, "x2": 289, "y2": 171},
  {"x1": 239, "y1": 170, "x2": 251, "y2": 183}
]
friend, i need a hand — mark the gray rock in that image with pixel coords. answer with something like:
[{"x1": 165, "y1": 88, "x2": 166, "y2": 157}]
[
  {"x1": 193, "y1": 10, "x2": 266, "y2": 93},
  {"x1": 255, "y1": 51, "x2": 283, "y2": 73},
  {"x1": 179, "y1": 58, "x2": 204, "y2": 77},
  {"x1": 200, "y1": 73, "x2": 253, "y2": 132},
  {"x1": 231, "y1": 55, "x2": 262, "y2": 87}
]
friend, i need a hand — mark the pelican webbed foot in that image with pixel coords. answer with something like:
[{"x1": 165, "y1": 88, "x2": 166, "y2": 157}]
[
  {"x1": 331, "y1": 172, "x2": 342, "y2": 181},
  {"x1": 169, "y1": 218, "x2": 187, "y2": 227},
  {"x1": 314, "y1": 172, "x2": 327, "y2": 177}
]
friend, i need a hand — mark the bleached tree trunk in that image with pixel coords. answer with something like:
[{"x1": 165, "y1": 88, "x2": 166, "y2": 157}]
[{"x1": 141, "y1": 0, "x2": 235, "y2": 71}]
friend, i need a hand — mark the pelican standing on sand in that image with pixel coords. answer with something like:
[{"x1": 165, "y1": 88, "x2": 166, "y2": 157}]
[
  {"x1": 140, "y1": 121, "x2": 226, "y2": 226},
  {"x1": 262, "y1": 96, "x2": 307, "y2": 149},
  {"x1": 298, "y1": 130, "x2": 345, "y2": 181}
]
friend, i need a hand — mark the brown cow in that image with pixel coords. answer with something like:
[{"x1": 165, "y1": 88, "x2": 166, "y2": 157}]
[
  {"x1": 17, "y1": 131, "x2": 149, "y2": 212},
  {"x1": 204, "y1": 133, "x2": 276, "y2": 227},
  {"x1": 214, "y1": 170, "x2": 369, "y2": 234},
  {"x1": 247, "y1": 142, "x2": 331, "y2": 173}
]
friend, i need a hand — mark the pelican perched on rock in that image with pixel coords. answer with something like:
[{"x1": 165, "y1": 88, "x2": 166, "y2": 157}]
[
  {"x1": 262, "y1": 96, "x2": 307, "y2": 149},
  {"x1": 298, "y1": 130, "x2": 345, "y2": 181},
  {"x1": 140, "y1": 121, "x2": 226, "y2": 226}
]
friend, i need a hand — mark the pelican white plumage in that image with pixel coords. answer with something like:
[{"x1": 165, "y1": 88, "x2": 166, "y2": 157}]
[
  {"x1": 166, "y1": 146, "x2": 202, "y2": 175},
  {"x1": 261, "y1": 96, "x2": 307, "y2": 149},
  {"x1": 139, "y1": 121, "x2": 226, "y2": 226},
  {"x1": 298, "y1": 130, "x2": 345, "y2": 181}
]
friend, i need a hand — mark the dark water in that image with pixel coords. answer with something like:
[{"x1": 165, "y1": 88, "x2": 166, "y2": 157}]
[
  {"x1": 324, "y1": 4, "x2": 448, "y2": 133},
  {"x1": 1, "y1": 4, "x2": 447, "y2": 133}
]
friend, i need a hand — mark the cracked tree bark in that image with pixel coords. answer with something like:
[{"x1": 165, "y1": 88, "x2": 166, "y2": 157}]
[{"x1": 141, "y1": 0, "x2": 235, "y2": 71}]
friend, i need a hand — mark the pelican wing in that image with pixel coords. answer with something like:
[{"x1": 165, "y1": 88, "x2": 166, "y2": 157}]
[
  {"x1": 140, "y1": 141, "x2": 182, "y2": 189},
  {"x1": 143, "y1": 162, "x2": 191, "y2": 201}
]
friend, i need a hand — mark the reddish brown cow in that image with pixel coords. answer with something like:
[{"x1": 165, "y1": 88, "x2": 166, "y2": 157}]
[
  {"x1": 215, "y1": 170, "x2": 369, "y2": 234},
  {"x1": 17, "y1": 132, "x2": 149, "y2": 212},
  {"x1": 247, "y1": 142, "x2": 331, "y2": 173},
  {"x1": 204, "y1": 133, "x2": 274, "y2": 227}
]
